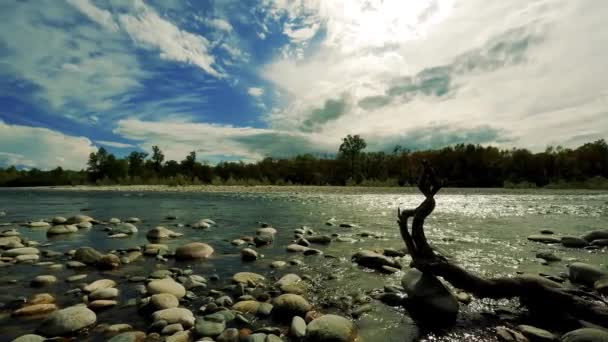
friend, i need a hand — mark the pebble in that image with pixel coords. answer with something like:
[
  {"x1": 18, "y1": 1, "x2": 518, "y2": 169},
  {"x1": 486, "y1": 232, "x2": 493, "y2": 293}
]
[
  {"x1": 147, "y1": 277, "x2": 186, "y2": 298},
  {"x1": 30, "y1": 275, "x2": 57, "y2": 287}
]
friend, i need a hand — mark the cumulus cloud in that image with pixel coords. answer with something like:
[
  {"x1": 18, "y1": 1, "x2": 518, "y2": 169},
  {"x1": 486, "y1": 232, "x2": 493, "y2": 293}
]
[
  {"x1": 0, "y1": 121, "x2": 96, "y2": 170},
  {"x1": 260, "y1": 0, "x2": 608, "y2": 151},
  {"x1": 208, "y1": 18, "x2": 233, "y2": 32},
  {"x1": 248, "y1": 87, "x2": 264, "y2": 97},
  {"x1": 96, "y1": 140, "x2": 135, "y2": 148},
  {"x1": 66, "y1": 0, "x2": 119, "y2": 32}
]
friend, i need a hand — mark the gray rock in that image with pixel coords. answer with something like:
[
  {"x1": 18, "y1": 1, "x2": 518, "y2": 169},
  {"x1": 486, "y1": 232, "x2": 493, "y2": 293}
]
[
  {"x1": 3, "y1": 247, "x2": 40, "y2": 257},
  {"x1": 147, "y1": 277, "x2": 186, "y2": 298},
  {"x1": 146, "y1": 226, "x2": 181, "y2": 240},
  {"x1": 307, "y1": 235, "x2": 332, "y2": 245},
  {"x1": 150, "y1": 293, "x2": 179, "y2": 310},
  {"x1": 568, "y1": 262, "x2": 608, "y2": 286},
  {"x1": 89, "y1": 287, "x2": 119, "y2": 300},
  {"x1": 152, "y1": 308, "x2": 195, "y2": 328},
  {"x1": 66, "y1": 215, "x2": 94, "y2": 224},
  {"x1": 175, "y1": 242, "x2": 214, "y2": 260},
  {"x1": 241, "y1": 248, "x2": 259, "y2": 261},
  {"x1": 307, "y1": 314, "x2": 357, "y2": 342},
  {"x1": 581, "y1": 230, "x2": 608, "y2": 242},
  {"x1": 46, "y1": 224, "x2": 79, "y2": 236},
  {"x1": 37, "y1": 305, "x2": 97, "y2": 337},
  {"x1": 276, "y1": 274, "x2": 302, "y2": 287},
  {"x1": 401, "y1": 268, "x2": 458, "y2": 327},
  {"x1": 527, "y1": 235, "x2": 561, "y2": 243},
  {"x1": 272, "y1": 294, "x2": 311, "y2": 320},
  {"x1": 561, "y1": 236, "x2": 589, "y2": 248},
  {"x1": 11, "y1": 334, "x2": 46, "y2": 342},
  {"x1": 561, "y1": 328, "x2": 608, "y2": 342},
  {"x1": 536, "y1": 252, "x2": 561, "y2": 262},
  {"x1": 112, "y1": 223, "x2": 138, "y2": 234}
]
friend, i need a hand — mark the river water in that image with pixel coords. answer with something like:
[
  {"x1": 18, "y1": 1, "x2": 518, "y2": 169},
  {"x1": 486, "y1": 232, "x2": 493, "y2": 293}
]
[{"x1": 0, "y1": 188, "x2": 607, "y2": 341}]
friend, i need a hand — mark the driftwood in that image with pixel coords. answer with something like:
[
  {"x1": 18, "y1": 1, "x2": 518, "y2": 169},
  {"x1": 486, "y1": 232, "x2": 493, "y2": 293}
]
[{"x1": 398, "y1": 162, "x2": 608, "y2": 328}]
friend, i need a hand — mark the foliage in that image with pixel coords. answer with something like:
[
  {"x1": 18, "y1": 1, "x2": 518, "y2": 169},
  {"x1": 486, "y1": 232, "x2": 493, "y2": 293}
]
[{"x1": 1, "y1": 138, "x2": 607, "y2": 189}]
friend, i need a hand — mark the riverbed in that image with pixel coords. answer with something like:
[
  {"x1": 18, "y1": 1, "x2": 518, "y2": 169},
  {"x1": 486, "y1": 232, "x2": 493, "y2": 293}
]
[{"x1": 0, "y1": 187, "x2": 607, "y2": 341}]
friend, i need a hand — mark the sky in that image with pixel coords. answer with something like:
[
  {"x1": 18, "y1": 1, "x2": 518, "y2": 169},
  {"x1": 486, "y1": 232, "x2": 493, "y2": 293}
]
[{"x1": 1, "y1": 0, "x2": 607, "y2": 170}]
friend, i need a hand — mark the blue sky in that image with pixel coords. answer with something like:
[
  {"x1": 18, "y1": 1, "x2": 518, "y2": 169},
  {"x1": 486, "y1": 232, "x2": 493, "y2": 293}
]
[{"x1": 1, "y1": 0, "x2": 607, "y2": 170}]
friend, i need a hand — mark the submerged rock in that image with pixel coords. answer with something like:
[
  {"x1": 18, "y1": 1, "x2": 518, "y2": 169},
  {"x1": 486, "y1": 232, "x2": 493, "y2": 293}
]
[
  {"x1": 561, "y1": 236, "x2": 589, "y2": 248},
  {"x1": 66, "y1": 215, "x2": 94, "y2": 225},
  {"x1": 352, "y1": 250, "x2": 401, "y2": 271},
  {"x1": 241, "y1": 248, "x2": 259, "y2": 261},
  {"x1": 581, "y1": 229, "x2": 608, "y2": 242},
  {"x1": 401, "y1": 269, "x2": 458, "y2": 327},
  {"x1": 561, "y1": 328, "x2": 608, "y2": 342},
  {"x1": 232, "y1": 272, "x2": 265, "y2": 286},
  {"x1": 46, "y1": 224, "x2": 78, "y2": 236},
  {"x1": 146, "y1": 226, "x2": 181, "y2": 240},
  {"x1": 517, "y1": 325, "x2": 558, "y2": 341},
  {"x1": 37, "y1": 305, "x2": 97, "y2": 337},
  {"x1": 112, "y1": 223, "x2": 138, "y2": 235},
  {"x1": 568, "y1": 262, "x2": 608, "y2": 286},
  {"x1": 527, "y1": 235, "x2": 561, "y2": 244},
  {"x1": 307, "y1": 314, "x2": 357, "y2": 342}
]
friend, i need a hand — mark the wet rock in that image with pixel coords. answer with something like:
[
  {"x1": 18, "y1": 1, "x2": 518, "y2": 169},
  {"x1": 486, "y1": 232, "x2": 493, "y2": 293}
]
[
  {"x1": 89, "y1": 299, "x2": 118, "y2": 310},
  {"x1": 383, "y1": 248, "x2": 408, "y2": 257},
  {"x1": 241, "y1": 248, "x2": 259, "y2": 261},
  {"x1": 254, "y1": 234, "x2": 274, "y2": 247},
  {"x1": 495, "y1": 326, "x2": 529, "y2": 342},
  {"x1": 51, "y1": 216, "x2": 67, "y2": 225},
  {"x1": 351, "y1": 304, "x2": 373, "y2": 318},
  {"x1": 30, "y1": 275, "x2": 57, "y2": 287},
  {"x1": 104, "y1": 323, "x2": 133, "y2": 335},
  {"x1": 307, "y1": 235, "x2": 332, "y2": 245},
  {"x1": 108, "y1": 331, "x2": 146, "y2": 342},
  {"x1": 73, "y1": 247, "x2": 103, "y2": 265},
  {"x1": 352, "y1": 250, "x2": 401, "y2": 271},
  {"x1": 112, "y1": 223, "x2": 138, "y2": 234},
  {"x1": 561, "y1": 236, "x2": 589, "y2": 248},
  {"x1": 37, "y1": 305, "x2": 97, "y2": 337},
  {"x1": 303, "y1": 248, "x2": 323, "y2": 256},
  {"x1": 216, "y1": 328, "x2": 239, "y2": 342},
  {"x1": 540, "y1": 230, "x2": 554, "y2": 235},
  {"x1": 11, "y1": 335, "x2": 46, "y2": 342},
  {"x1": 591, "y1": 239, "x2": 608, "y2": 246},
  {"x1": 568, "y1": 262, "x2": 608, "y2": 286},
  {"x1": 4, "y1": 247, "x2": 40, "y2": 257},
  {"x1": 0, "y1": 236, "x2": 22, "y2": 248},
  {"x1": 125, "y1": 217, "x2": 140, "y2": 223},
  {"x1": 143, "y1": 244, "x2": 169, "y2": 256},
  {"x1": 191, "y1": 219, "x2": 212, "y2": 229},
  {"x1": 272, "y1": 294, "x2": 311, "y2": 319},
  {"x1": 29, "y1": 293, "x2": 55, "y2": 305},
  {"x1": 174, "y1": 242, "x2": 214, "y2": 260},
  {"x1": 232, "y1": 272, "x2": 266, "y2": 286},
  {"x1": 561, "y1": 328, "x2": 608, "y2": 342},
  {"x1": 161, "y1": 323, "x2": 183, "y2": 335},
  {"x1": 257, "y1": 227, "x2": 277, "y2": 235},
  {"x1": 77, "y1": 222, "x2": 93, "y2": 229},
  {"x1": 84, "y1": 279, "x2": 116, "y2": 293},
  {"x1": 66, "y1": 215, "x2": 94, "y2": 225},
  {"x1": 152, "y1": 308, "x2": 195, "y2": 328},
  {"x1": 258, "y1": 302, "x2": 273, "y2": 316},
  {"x1": 307, "y1": 314, "x2": 357, "y2": 342},
  {"x1": 594, "y1": 278, "x2": 608, "y2": 295},
  {"x1": 271, "y1": 261, "x2": 287, "y2": 269},
  {"x1": 517, "y1": 325, "x2": 558, "y2": 341},
  {"x1": 147, "y1": 277, "x2": 186, "y2": 298},
  {"x1": 233, "y1": 300, "x2": 261, "y2": 314},
  {"x1": 146, "y1": 226, "x2": 181, "y2": 240},
  {"x1": 535, "y1": 252, "x2": 561, "y2": 262},
  {"x1": 276, "y1": 274, "x2": 302, "y2": 288},
  {"x1": 581, "y1": 229, "x2": 608, "y2": 242},
  {"x1": 401, "y1": 269, "x2": 458, "y2": 327},
  {"x1": 231, "y1": 239, "x2": 247, "y2": 246},
  {"x1": 527, "y1": 235, "x2": 561, "y2": 244},
  {"x1": 13, "y1": 303, "x2": 57, "y2": 317},
  {"x1": 121, "y1": 251, "x2": 142, "y2": 264},
  {"x1": 297, "y1": 238, "x2": 311, "y2": 247},
  {"x1": 287, "y1": 244, "x2": 309, "y2": 253},
  {"x1": 109, "y1": 218, "x2": 121, "y2": 224},
  {"x1": 28, "y1": 221, "x2": 50, "y2": 228},
  {"x1": 195, "y1": 318, "x2": 226, "y2": 338},
  {"x1": 150, "y1": 293, "x2": 179, "y2": 310}
]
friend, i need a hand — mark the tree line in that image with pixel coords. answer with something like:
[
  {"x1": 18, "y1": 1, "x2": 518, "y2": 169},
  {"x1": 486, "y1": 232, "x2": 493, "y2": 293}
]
[{"x1": 1, "y1": 135, "x2": 607, "y2": 189}]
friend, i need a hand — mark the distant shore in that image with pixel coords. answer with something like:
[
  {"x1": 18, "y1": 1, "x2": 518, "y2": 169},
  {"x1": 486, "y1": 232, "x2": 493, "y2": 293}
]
[{"x1": 5, "y1": 184, "x2": 608, "y2": 195}]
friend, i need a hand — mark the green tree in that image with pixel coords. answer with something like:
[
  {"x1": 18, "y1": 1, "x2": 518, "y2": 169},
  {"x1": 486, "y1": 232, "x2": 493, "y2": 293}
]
[
  {"x1": 127, "y1": 151, "x2": 148, "y2": 177},
  {"x1": 151, "y1": 145, "x2": 164, "y2": 173},
  {"x1": 339, "y1": 134, "x2": 367, "y2": 181}
]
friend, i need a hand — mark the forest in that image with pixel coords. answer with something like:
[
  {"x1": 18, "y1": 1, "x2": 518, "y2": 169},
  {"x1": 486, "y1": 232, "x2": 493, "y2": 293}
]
[{"x1": 1, "y1": 135, "x2": 607, "y2": 189}]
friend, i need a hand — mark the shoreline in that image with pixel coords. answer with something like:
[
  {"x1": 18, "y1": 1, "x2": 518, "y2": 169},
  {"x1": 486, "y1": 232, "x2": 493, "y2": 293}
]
[{"x1": 2, "y1": 184, "x2": 607, "y2": 195}]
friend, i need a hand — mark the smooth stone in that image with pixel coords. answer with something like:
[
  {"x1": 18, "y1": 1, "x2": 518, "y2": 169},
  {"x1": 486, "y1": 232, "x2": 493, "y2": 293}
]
[
  {"x1": 37, "y1": 305, "x2": 97, "y2": 337},
  {"x1": 307, "y1": 314, "x2": 357, "y2": 342},
  {"x1": 125, "y1": 217, "x2": 141, "y2": 223},
  {"x1": 216, "y1": 328, "x2": 239, "y2": 342},
  {"x1": 77, "y1": 222, "x2": 93, "y2": 229},
  {"x1": 66, "y1": 215, "x2": 94, "y2": 224},
  {"x1": 84, "y1": 279, "x2": 116, "y2": 292},
  {"x1": 249, "y1": 333, "x2": 267, "y2": 342},
  {"x1": 89, "y1": 287, "x2": 119, "y2": 300},
  {"x1": 104, "y1": 323, "x2": 133, "y2": 335},
  {"x1": 231, "y1": 239, "x2": 246, "y2": 246},
  {"x1": 13, "y1": 303, "x2": 58, "y2": 317},
  {"x1": 73, "y1": 247, "x2": 103, "y2": 265},
  {"x1": 536, "y1": 252, "x2": 561, "y2": 262},
  {"x1": 232, "y1": 272, "x2": 265, "y2": 286},
  {"x1": 46, "y1": 224, "x2": 78, "y2": 235},
  {"x1": 147, "y1": 278, "x2": 186, "y2": 298},
  {"x1": 0, "y1": 236, "x2": 22, "y2": 247},
  {"x1": 591, "y1": 239, "x2": 608, "y2": 246},
  {"x1": 112, "y1": 223, "x2": 138, "y2": 234},
  {"x1": 254, "y1": 234, "x2": 274, "y2": 247},
  {"x1": 89, "y1": 300, "x2": 118, "y2": 310},
  {"x1": 195, "y1": 318, "x2": 226, "y2": 337},
  {"x1": 272, "y1": 294, "x2": 311, "y2": 319},
  {"x1": 594, "y1": 278, "x2": 608, "y2": 295},
  {"x1": 568, "y1": 262, "x2": 608, "y2": 286},
  {"x1": 107, "y1": 331, "x2": 146, "y2": 342},
  {"x1": 351, "y1": 250, "x2": 401, "y2": 271},
  {"x1": 303, "y1": 248, "x2": 323, "y2": 256},
  {"x1": 28, "y1": 221, "x2": 50, "y2": 228},
  {"x1": 30, "y1": 275, "x2": 57, "y2": 287},
  {"x1": 258, "y1": 303, "x2": 273, "y2": 316},
  {"x1": 191, "y1": 219, "x2": 212, "y2": 229},
  {"x1": 109, "y1": 218, "x2": 121, "y2": 224},
  {"x1": 215, "y1": 296, "x2": 233, "y2": 307},
  {"x1": 11, "y1": 335, "x2": 46, "y2": 342},
  {"x1": 307, "y1": 235, "x2": 332, "y2": 245},
  {"x1": 561, "y1": 236, "x2": 589, "y2": 248},
  {"x1": 276, "y1": 274, "x2": 301, "y2": 287},
  {"x1": 495, "y1": 326, "x2": 529, "y2": 342},
  {"x1": 291, "y1": 316, "x2": 307, "y2": 338},
  {"x1": 152, "y1": 308, "x2": 195, "y2": 328},
  {"x1": 147, "y1": 226, "x2": 181, "y2": 240},
  {"x1": 175, "y1": 242, "x2": 214, "y2": 260},
  {"x1": 401, "y1": 268, "x2": 459, "y2": 327},
  {"x1": 66, "y1": 261, "x2": 87, "y2": 269},
  {"x1": 29, "y1": 293, "x2": 55, "y2": 305},
  {"x1": 581, "y1": 230, "x2": 608, "y2": 242},
  {"x1": 3, "y1": 247, "x2": 40, "y2": 257},
  {"x1": 232, "y1": 301, "x2": 261, "y2": 314},
  {"x1": 287, "y1": 244, "x2": 309, "y2": 253},
  {"x1": 270, "y1": 261, "x2": 287, "y2": 269},
  {"x1": 517, "y1": 325, "x2": 558, "y2": 341},
  {"x1": 527, "y1": 235, "x2": 561, "y2": 244},
  {"x1": 241, "y1": 248, "x2": 259, "y2": 261},
  {"x1": 561, "y1": 328, "x2": 608, "y2": 342},
  {"x1": 161, "y1": 323, "x2": 184, "y2": 335},
  {"x1": 51, "y1": 216, "x2": 67, "y2": 224},
  {"x1": 16, "y1": 254, "x2": 40, "y2": 262},
  {"x1": 150, "y1": 293, "x2": 179, "y2": 310}
]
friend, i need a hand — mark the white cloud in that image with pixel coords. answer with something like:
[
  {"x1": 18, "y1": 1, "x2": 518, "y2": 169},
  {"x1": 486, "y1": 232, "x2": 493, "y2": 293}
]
[
  {"x1": 260, "y1": 0, "x2": 608, "y2": 151},
  {"x1": 248, "y1": 87, "x2": 264, "y2": 97},
  {"x1": 208, "y1": 18, "x2": 233, "y2": 32},
  {"x1": 0, "y1": 121, "x2": 96, "y2": 170},
  {"x1": 67, "y1": 0, "x2": 119, "y2": 32},
  {"x1": 118, "y1": 0, "x2": 223, "y2": 78},
  {"x1": 96, "y1": 140, "x2": 135, "y2": 148}
]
